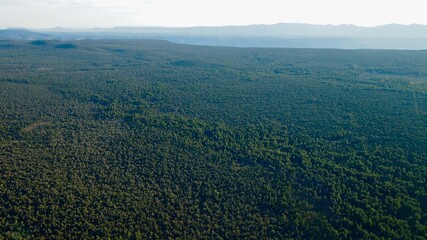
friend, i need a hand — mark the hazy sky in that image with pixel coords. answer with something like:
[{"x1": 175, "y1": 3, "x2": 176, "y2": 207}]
[{"x1": 1, "y1": 0, "x2": 426, "y2": 28}]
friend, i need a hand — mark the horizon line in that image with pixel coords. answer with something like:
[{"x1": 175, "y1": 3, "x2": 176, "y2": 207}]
[{"x1": 1, "y1": 22, "x2": 427, "y2": 31}]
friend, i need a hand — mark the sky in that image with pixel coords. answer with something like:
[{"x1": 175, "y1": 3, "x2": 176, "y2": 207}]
[{"x1": 0, "y1": 0, "x2": 426, "y2": 29}]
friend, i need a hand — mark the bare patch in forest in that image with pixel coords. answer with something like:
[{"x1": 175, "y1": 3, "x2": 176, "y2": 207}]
[{"x1": 21, "y1": 122, "x2": 49, "y2": 132}]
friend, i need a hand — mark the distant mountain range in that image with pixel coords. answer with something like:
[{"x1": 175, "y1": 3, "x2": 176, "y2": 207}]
[
  {"x1": 0, "y1": 28, "x2": 50, "y2": 40},
  {"x1": 1, "y1": 23, "x2": 427, "y2": 50},
  {"x1": 110, "y1": 23, "x2": 427, "y2": 38}
]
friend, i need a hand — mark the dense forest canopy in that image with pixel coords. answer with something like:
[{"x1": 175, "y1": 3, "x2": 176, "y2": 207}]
[{"x1": 0, "y1": 40, "x2": 426, "y2": 239}]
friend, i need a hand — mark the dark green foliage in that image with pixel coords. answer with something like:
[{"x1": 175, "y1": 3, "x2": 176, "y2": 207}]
[
  {"x1": 170, "y1": 60, "x2": 196, "y2": 67},
  {"x1": 29, "y1": 40, "x2": 47, "y2": 46},
  {"x1": 0, "y1": 40, "x2": 426, "y2": 239},
  {"x1": 55, "y1": 43, "x2": 77, "y2": 49}
]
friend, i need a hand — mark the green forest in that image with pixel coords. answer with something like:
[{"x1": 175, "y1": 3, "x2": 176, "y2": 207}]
[{"x1": 0, "y1": 39, "x2": 426, "y2": 239}]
